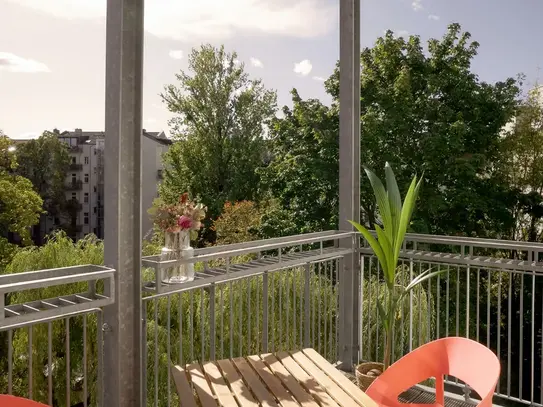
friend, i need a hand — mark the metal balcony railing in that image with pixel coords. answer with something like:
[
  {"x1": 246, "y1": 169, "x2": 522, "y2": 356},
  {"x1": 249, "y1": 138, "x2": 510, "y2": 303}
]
[
  {"x1": 2, "y1": 232, "x2": 543, "y2": 407},
  {"x1": 69, "y1": 163, "x2": 83, "y2": 171},
  {"x1": 66, "y1": 180, "x2": 83, "y2": 190}
]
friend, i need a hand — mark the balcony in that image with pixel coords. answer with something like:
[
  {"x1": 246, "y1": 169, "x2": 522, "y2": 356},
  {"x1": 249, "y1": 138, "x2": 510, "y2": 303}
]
[
  {"x1": 0, "y1": 231, "x2": 540, "y2": 406},
  {"x1": 66, "y1": 180, "x2": 82, "y2": 190},
  {"x1": 69, "y1": 145, "x2": 82, "y2": 153},
  {"x1": 69, "y1": 163, "x2": 83, "y2": 171}
]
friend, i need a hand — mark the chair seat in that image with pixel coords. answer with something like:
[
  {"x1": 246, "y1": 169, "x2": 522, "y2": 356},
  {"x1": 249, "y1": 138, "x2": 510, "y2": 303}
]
[{"x1": 0, "y1": 395, "x2": 49, "y2": 406}]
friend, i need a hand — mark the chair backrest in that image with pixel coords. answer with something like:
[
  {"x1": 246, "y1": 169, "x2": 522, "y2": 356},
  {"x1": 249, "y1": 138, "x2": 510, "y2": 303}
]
[{"x1": 366, "y1": 337, "x2": 499, "y2": 406}]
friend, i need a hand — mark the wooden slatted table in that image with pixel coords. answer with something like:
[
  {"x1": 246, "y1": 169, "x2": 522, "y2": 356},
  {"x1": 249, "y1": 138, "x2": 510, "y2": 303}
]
[{"x1": 172, "y1": 348, "x2": 378, "y2": 407}]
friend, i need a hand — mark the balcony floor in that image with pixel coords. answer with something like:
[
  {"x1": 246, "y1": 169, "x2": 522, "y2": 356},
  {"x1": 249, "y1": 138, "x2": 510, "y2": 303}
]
[{"x1": 341, "y1": 371, "x2": 483, "y2": 407}]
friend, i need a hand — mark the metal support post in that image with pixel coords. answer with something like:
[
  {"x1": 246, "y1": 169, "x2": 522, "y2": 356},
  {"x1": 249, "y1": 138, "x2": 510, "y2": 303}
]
[
  {"x1": 338, "y1": 0, "x2": 361, "y2": 370},
  {"x1": 103, "y1": 0, "x2": 144, "y2": 405}
]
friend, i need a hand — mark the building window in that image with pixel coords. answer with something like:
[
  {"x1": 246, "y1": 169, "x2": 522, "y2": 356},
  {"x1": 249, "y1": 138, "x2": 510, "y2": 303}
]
[
  {"x1": 93, "y1": 167, "x2": 97, "y2": 174},
  {"x1": 71, "y1": 157, "x2": 76, "y2": 164},
  {"x1": 94, "y1": 149, "x2": 97, "y2": 155},
  {"x1": 84, "y1": 174, "x2": 89, "y2": 183},
  {"x1": 93, "y1": 228, "x2": 97, "y2": 234},
  {"x1": 84, "y1": 156, "x2": 89, "y2": 164},
  {"x1": 71, "y1": 192, "x2": 77, "y2": 200},
  {"x1": 84, "y1": 212, "x2": 89, "y2": 225},
  {"x1": 93, "y1": 186, "x2": 97, "y2": 192},
  {"x1": 84, "y1": 193, "x2": 89, "y2": 203},
  {"x1": 93, "y1": 206, "x2": 97, "y2": 214},
  {"x1": 71, "y1": 174, "x2": 76, "y2": 183}
]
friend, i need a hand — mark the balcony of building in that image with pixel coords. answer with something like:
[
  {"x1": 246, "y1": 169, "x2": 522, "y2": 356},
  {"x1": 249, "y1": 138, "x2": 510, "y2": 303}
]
[
  {"x1": 1, "y1": 0, "x2": 536, "y2": 406},
  {"x1": 65, "y1": 180, "x2": 83, "y2": 191},
  {"x1": 1, "y1": 232, "x2": 542, "y2": 407},
  {"x1": 69, "y1": 163, "x2": 83, "y2": 171}
]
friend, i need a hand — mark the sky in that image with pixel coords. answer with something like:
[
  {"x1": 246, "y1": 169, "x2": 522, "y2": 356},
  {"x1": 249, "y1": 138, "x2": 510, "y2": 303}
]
[{"x1": 0, "y1": 0, "x2": 542, "y2": 139}]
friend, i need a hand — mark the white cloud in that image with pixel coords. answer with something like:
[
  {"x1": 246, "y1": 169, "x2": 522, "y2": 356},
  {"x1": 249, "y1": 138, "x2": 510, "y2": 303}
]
[
  {"x1": 397, "y1": 30, "x2": 409, "y2": 37},
  {"x1": 250, "y1": 57, "x2": 263, "y2": 68},
  {"x1": 412, "y1": 0, "x2": 423, "y2": 11},
  {"x1": 0, "y1": 52, "x2": 50, "y2": 73},
  {"x1": 428, "y1": 14, "x2": 440, "y2": 20},
  {"x1": 312, "y1": 76, "x2": 325, "y2": 81},
  {"x1": 294, "y1": 59, "x2": 313, "y2": 76},
  {"x1": 7, "y1": 0, "x2": 337, "y2": 40},
  {"x1": 169, "y1": 50, "x2": 184, "y2": 60}
]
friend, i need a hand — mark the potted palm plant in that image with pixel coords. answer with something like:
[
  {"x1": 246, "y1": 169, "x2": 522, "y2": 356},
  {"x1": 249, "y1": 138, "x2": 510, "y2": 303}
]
[{"x1": 350, "y1": 163, "x2": 440, "y2": 390}]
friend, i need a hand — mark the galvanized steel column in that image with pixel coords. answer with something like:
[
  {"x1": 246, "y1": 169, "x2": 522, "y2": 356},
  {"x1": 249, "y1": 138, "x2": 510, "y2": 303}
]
[
  {"x1": 103, "y1": 0, "x2": 144, "y2": 405},
  {"x1": 338, "y1": 0, "x2": 361, "y2": 369}
]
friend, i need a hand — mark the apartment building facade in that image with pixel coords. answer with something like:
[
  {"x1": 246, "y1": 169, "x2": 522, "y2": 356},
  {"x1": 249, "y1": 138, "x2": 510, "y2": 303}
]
[{"x1": 40, "y1": 128, "x2": 171, "y2": 240}]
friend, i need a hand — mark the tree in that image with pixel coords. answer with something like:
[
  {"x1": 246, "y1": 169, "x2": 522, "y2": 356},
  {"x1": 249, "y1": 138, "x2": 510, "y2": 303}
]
[
  {"x1": 496, "y1": 87, "x2": 543, "y2": 241},
  {"x1": 14, "y1": 131, "x2": 71, "y2": 244},
  {"x1": 261, "y1": 90, "x2": 339, "y2": 235},
  {"x1": 159, "y1": 44, "x2": 277, "y2": 226},
  {"x1": 266, "y1": 23, "x2": 519, "y2": 238},
  {"x1": 0, "y1": 134, "x2": 43, "y2": 268}
]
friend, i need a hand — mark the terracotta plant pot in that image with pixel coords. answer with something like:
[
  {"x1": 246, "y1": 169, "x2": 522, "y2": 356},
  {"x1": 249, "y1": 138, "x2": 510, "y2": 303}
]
[{"x1": 355, "y1": 362, "x2": 384, "y2": 391}]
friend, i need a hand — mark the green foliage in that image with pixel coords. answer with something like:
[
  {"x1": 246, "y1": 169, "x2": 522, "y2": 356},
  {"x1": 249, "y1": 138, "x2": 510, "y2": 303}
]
[
  {"x1": 212, "y1": 201, "x2": 262, "y2": 245},
  {"x1": 265, "y1": 23, "x2": 519, "y2": 239},
  {"x1": 0, "y1": 135, "x2": 44, "y2": 266},
  {"x1": 496, "y1": 87, "x2": 543, "y2": 241},
  {"x1": 261, "y1": 90, "x2": 339, "y2": 234},
  {"x1": 1, "y1": 231, "x2": 103, "y2": 406},
  {"x1": 361, "y1": 267, "x2": 434, "y2": 364},
  {"x1": 144, "y1": 268, "x2": 338, "y2": 407},
  {"x1": 159, "y1": 44, "x2": 277, "y2": 221},
  {"x1": 14, "y1": 131, "x2": 71, "y2": 243}
]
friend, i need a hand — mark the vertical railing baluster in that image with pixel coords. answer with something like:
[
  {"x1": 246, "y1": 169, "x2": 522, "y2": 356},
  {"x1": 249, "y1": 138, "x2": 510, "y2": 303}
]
[
  {"x1": 142, "y1": 303, "x2": 148, "y2": 405},
  {"x1": 476, "y1": 269, "x2": 480, "y2": 343},
  {"x1": 190, "y1": 290, "x2": 194, "y2": 361},
  {"x1": 262, "y1": 271, "x2": 269, "y2": 353},
  {"x1": 201, "y1": 287, "x2": 205, "y2": 361},
  {"x1": 28, "y1": 325, "x2": 33, "y2": 399},
  {"x1": 66, "y1": 318, "x2": 71, "y2": 407},
  {"x1": 286, "y1": 268, "x2": 291, "y2": 350},
  {"x1": 520, "y1": 272, "x2": 524, "y2": 401},
  {"x1": 220, "y1": 285, "x2": 224, "y2": 359},
  {"x1": 154, "y1": 299, "x2": 159, "y2": 407},
  {"x1": 304, "y1": 263, "x2": 311, "y2": 348},
  {"x1": 48, "y1": 322, "x2": 53, "y2": 406},
  {"x1": 8, "y1": 330, "x2": 12, "y2": 395},
  {"x1": 497, "y1": 271, "x2": 502, "y2": 394},
  {"x1": 247, "y1": 279, "x2": 252, "y2": 354},
  {"x1": 167, "y1": 296, "x2": 171, "y2": 407},
  {"x1": 531, "y1": 270, "x2": 536, "y2": 403},
  {"x1": 83, "y1": 315, "x2": 88, "y2": 407},
  {"x1": 178, "y1": 293, "x2": 183, "y2": 366},
  {"x1": 210, "y1": 284, "x2": 216, "y2": 361},
  {"x1": 507, "y1": 271, "x2": 513, "y2": 396},
  {"x1": 238, "y1": 280, "x2": 243, "y2": 357}
]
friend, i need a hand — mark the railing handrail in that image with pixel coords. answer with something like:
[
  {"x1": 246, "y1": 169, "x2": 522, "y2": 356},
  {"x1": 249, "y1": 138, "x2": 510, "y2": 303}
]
[{"x1": 142, "y1": 230, "x2": 353, "y2": 266}]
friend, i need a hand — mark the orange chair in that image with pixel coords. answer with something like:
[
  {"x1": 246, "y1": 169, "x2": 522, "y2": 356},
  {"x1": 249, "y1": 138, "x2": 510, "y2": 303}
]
[
  {"x1": 0, "y1": 395, "x2": 49, "y2": 406},
  {"x1": 366, "y1": 337, "x2": 500, "y2": 407}
]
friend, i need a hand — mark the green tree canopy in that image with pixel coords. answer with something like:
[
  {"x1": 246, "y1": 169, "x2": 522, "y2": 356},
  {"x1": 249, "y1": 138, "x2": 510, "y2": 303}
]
[
  {"x1": 328, "y1": 23, "x2": 520, "y2": 236},
  {"x1": 0, "y1": 134, "x2": 43, "y2": 268},
  {"x1": 159, "y1": 44, "x2": 277, "y2": 225},
  {"x1": 496, "y1": 87, "x2": 543, "y2": 241},
  {"x1": 14, "y1": 131, "x2": 71, "y2": 243},
  {"x1": 261, "y1": 90, "x2": 339, "y2": 234},
  {"x1": 265, "y1": 23, "x2": 520, "y2": 238}
]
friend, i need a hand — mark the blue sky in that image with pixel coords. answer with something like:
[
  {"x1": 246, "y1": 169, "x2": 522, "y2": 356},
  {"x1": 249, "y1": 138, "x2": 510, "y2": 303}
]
[{"x1": 0, "y1": 0, "x2": 542, "y2": 138}]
